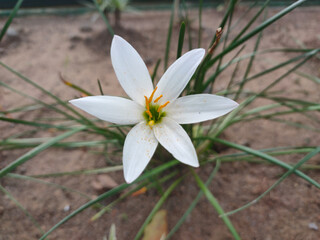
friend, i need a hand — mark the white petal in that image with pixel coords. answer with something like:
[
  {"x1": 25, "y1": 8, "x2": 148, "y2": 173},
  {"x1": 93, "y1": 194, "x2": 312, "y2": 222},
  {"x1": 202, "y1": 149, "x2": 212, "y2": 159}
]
[
  {"x1": 153, "y1": 117, "x2": 199, "y2": 167},
  {"x1": 111, "y1": 35, "x2": 154, "y2": 105},
  {"x1": 123, "y1": 122, "x2": 158, "y2": 183},
  {"x1": 166, "y1": 94, "x2": 239, "y2": 124},
  {"x1": 69, "y1": 96, "x2": 144, "y2": 125},
  {"x1": 155, "y1": 49, "x2": 205, "y2": 103}
]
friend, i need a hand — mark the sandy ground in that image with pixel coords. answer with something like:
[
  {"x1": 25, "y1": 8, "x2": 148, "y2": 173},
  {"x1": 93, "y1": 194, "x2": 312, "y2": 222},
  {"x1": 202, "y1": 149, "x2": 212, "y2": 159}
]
[{"x1": 0, "y1": 5, "x2": 320, "y2": 240}]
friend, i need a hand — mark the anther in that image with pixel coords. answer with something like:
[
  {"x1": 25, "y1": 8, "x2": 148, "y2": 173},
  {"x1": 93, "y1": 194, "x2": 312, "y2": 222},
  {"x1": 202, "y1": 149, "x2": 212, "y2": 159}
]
[
  {"x1": 148, "y1": 87, "x2": 158, "y2": 103},
  {"x1": 144, "y1": 96, "x2": 149, "y2": 111},
  {"x1": 157, "y1": 101, "x2": 170, "y2": 112},
  {"x1": 154, "y1": 95, "x2": 163, "y2": 103},
  {"x1": 146, "y1": 110, "x2": 152, "y2": 118}
]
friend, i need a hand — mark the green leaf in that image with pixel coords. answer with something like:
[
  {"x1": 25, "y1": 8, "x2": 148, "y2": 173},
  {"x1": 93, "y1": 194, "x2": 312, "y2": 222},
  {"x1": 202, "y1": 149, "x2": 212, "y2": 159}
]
[
  {"x1": 0, "y1": 126, "x2": 86, "y2": 178},
  {"x1": 39, "y1": 160, "x2": 178, "y2": 240},
  {"x1": 0, "y1": 0, "x2": 24, "y2": 42},
  {"x1": 93, "y1": 0, "x2": 114, "y2": 36},
  {"x1": 208, "y1": 0, "x2": 307, "y2": 67},
  {"x1": 222, "y1": 147, "x2": 320, "y2": 217},
  {"x1": 176, "y1": 22, "x2": 185, "y2": 59},
  {"x1": 0, "y1": 184, "x2": 44, "y2": 235},
  {"x1": 134, "y1": 177, "x2": 182, "y2": 240},
  {"x1": 211, "y1": 138, "x2": 320, "y2": 189},
  {"x1": 191, "y1": 169, "x2": 241, "y2": 240},
  {"x1": 166, "y1": 160, "x2": 221, "y2": 239},
  {"x1": 164, "y1": 0, "x2": 177, "y2": 70}
]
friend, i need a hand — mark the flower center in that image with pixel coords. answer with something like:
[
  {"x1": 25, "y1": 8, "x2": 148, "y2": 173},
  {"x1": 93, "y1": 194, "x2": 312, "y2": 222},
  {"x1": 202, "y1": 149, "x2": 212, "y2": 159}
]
[{"x1": 143, "y1": 87, "x2": 170, "y2": 127}]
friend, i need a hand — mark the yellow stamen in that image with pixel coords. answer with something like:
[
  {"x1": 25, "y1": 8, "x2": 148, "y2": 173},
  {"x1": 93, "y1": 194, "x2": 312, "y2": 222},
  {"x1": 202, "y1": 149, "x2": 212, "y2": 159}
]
[
  {"x1": 154, "y1": 95, "x2": 163, "y2": 103},
  {"x1": 148, "y1": 120, "x2": 155, "y2": 126},
  {"x1": 146, "y1": 110, "x2": 152, "y2": 118},
  {"x1": 144, "y1": 96, "x2": 149, "y2": 110},
  {"x1": 157, "y1": 101, "x2": 170, "y2": 112},
  {"x1": 148, "y1": 87, "x2": 158, "y2": 103}
]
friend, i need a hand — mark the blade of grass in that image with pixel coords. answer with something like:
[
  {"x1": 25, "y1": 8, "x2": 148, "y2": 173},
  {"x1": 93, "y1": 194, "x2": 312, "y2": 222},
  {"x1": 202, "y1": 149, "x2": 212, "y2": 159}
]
[
  {"x1": 210, "y1": 0, "x2": 237, "y2": 47},
  {"x1": 91, "y1": 171, "x2": 178, "y2": 221},
  {"x1": 1, "y1": 139, "x2": 118, "y2": 150},
  {"x1": 205, "y1": 48, "x2": 319, "y2": 139},
  {"x1": 207, "y1": 0, "x2": 307, "y2": 68},
  {"x1": 39, "y1": 160, "x2": 178, "y2": 240},
  {"x1": 0, "y1": 61, "x2": 95, "y2": 126},
  {"x1": 6, "y1": 173, "x2": 100, "y2": 203},
  {"x1": 151, "y1": 59, "x2": 161, "y2": 84},
  {"x1": 164, "y1": 0, "x2": 177, "y2": 70},
  {"x1": 191, "y1": 169, "x2": 241, "y2": 240},
  {"x1": 1, "y1": 138, "x2": 103, "y2": 146},
  {"x1": 97, "y1": 79, "x2": 104, "y2": 95},
  {"x1": 235, "y1": 9, "x2": 266, "y2": 100},
  {"x1": 177, "y1": 22, "x2": 185, "y2": 59},
  {"x1": 0, "y1": 184, "x2": 44, "y2": 235},
  {"x1": 243, "y1": 49, "x2": 320, "y2": 85},
  {"x1": 93, "y1": 0, "x2": 114, "y2": 36},
  {"x1": 200, "y1": 44, "x2": 246, "y2": 93},
  {"x1": 198, "y1": 0, "x2": 203, "y2": 48},
  {"x1": 231, "y1": 0, "x2": 270, "y2": 44},
  {"x1": 295, "y1": 70, "x2": 320, "y2": 84},
  {"x1": 60, "y1": 73, "x2": 93, "y2": 96},
  {"x1": 266, "y1": 118, "x2": 320, "y2": 132},
  {"x1": 225, "y1": 57, "x2": 240, "y2": 96},
  {"x1": 134, "y1": 177, "x2": 183, "y2": 240},
  {"x1": 0, "y1": 0, "x2": 24, "y2": 42},
  {"x1": 0, "y1": 126, "x2": 86, "y2": 178},
  {"x1": 166, "y1": 160, "x2": 221, "y2": 239},
  {"x1": 1, "y1": 103, "x2": 43, "y2": 114},
  {"x1": 194, "y1": 0, "x2": 237, "y2": 90},
  {"x1": 211, "y1": 0, "x2": 236, "y2": 92},
  {"x1": 226, "y1": 1, "x2": 258, "y2": 35},
  {"x1": 206, "y1": 146, "x2": 318, "y2": 166},
  {"x1": 0, "y1": 64, "x2": 122, "y2": 139},
  {"x1": 202, "y1": 48, "x2": 319, "y2": 94},
  {"x1": 30, "y1": 165, "x2": 123, "y2": 178},
  {"x1": 0, "y1": 116, "x2": 72, "y2": 130},
  {"x1": 211, "y1": 138, "x2": 320, "y2": 189},
  {"x1": 221, "y1": 147, "x2": 320, "y2": 217},
  {"x1": 0, "y1": 80, "x2": 81, "y2": 122},
  {"x1": 181, "y1": 0, "x2": 192, "y2": 50}
]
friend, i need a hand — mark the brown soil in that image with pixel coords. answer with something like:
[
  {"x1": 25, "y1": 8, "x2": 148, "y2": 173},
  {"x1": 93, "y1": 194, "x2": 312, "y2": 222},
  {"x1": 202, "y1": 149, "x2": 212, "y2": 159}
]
[{"x1": 1, "y1": 6, "x2": 320, "y2": 240}]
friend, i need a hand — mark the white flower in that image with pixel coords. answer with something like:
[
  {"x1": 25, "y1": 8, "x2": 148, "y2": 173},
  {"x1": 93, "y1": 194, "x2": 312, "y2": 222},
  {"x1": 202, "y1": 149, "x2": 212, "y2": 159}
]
[{"x1": 70, "y1": 35, "x2": 238, "y2": 183}]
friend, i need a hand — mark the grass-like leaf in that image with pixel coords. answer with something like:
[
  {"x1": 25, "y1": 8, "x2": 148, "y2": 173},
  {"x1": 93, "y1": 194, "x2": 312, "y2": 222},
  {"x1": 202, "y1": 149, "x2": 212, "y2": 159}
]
[
  {"x1": 39, "y1": 160, "x2": 178, "y2": 240},
  {"x1": 0, "y1": 126, "x2": 86, "y2": 178},
  {"x1": 134, "y1": 177, "x2": 183, "y2": 240},
  {"x1": 211, "y1": 138, "x2": 320, "y2": 189},
  {"x1": 221, "y1": 147, "x2": 320, "y2": 217},
  {"x1": 0, "y1": 0, "x2": 24, "y2": 42},
  {"x1": 191, "y1": 169, "x2": 241, "y2": 240}
]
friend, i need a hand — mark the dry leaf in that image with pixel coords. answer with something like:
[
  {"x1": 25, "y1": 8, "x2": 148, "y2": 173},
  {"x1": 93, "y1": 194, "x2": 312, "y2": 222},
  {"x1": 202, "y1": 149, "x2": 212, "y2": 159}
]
[
  {"x1": 131, "y1": 187, "x2": 147, "y2": 197},
  {"x1": 142, "y1": 210, "x2": 168, "y2": 240}
]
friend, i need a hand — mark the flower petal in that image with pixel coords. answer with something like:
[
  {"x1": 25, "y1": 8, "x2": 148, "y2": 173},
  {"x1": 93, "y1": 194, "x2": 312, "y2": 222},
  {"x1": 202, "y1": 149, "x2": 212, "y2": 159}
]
[
  {"x1": 111, "y1": 35, "x2": 154, "y2": 106},
  {"x1": 155, "y1": 49, "x2": 205, "y2": 103},
  {"x1": 166, "y1": 94, "x2": 239, "y2": 124},
  {"x1": 69, "y1": 96, "x2": 144, "y2": 125},
  {"x1": 123, "y1": 122, "x2": 158, "y2": 183},
  {"x1": 153, "y1": 117, "x2": 199, "y2": 167}
]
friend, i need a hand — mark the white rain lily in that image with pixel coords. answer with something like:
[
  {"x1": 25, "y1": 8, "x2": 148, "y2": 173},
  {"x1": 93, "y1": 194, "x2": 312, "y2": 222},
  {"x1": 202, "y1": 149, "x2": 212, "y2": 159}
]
[{"x1": 70, "y1": 35, "x2": 238, "y2": 183}]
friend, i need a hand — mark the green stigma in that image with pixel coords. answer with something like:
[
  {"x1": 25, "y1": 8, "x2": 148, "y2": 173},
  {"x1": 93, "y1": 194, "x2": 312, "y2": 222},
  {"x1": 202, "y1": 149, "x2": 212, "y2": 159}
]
[{"x1": 143, "y1": 103, "x2": 167, "y2": 125}]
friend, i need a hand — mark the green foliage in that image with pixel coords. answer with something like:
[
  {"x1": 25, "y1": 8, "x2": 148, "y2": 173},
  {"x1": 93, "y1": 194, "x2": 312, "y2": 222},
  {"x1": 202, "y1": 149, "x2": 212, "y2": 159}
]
[{"x1": 0, "y1": 0, "x2": 319, "y2": 239}]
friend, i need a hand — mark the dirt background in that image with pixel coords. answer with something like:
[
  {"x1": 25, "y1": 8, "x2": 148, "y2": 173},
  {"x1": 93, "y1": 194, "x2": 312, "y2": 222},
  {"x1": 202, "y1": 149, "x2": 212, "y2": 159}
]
[{"x1": 0, "y1": 5, "x2": 320, "y2": 240}]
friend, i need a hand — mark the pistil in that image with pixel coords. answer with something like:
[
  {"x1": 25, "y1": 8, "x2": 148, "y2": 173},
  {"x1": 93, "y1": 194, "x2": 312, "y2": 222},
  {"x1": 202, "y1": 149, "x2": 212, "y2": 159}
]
[{"x1": 144, "y1": 87, "x2": 170, "y2": 125}]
